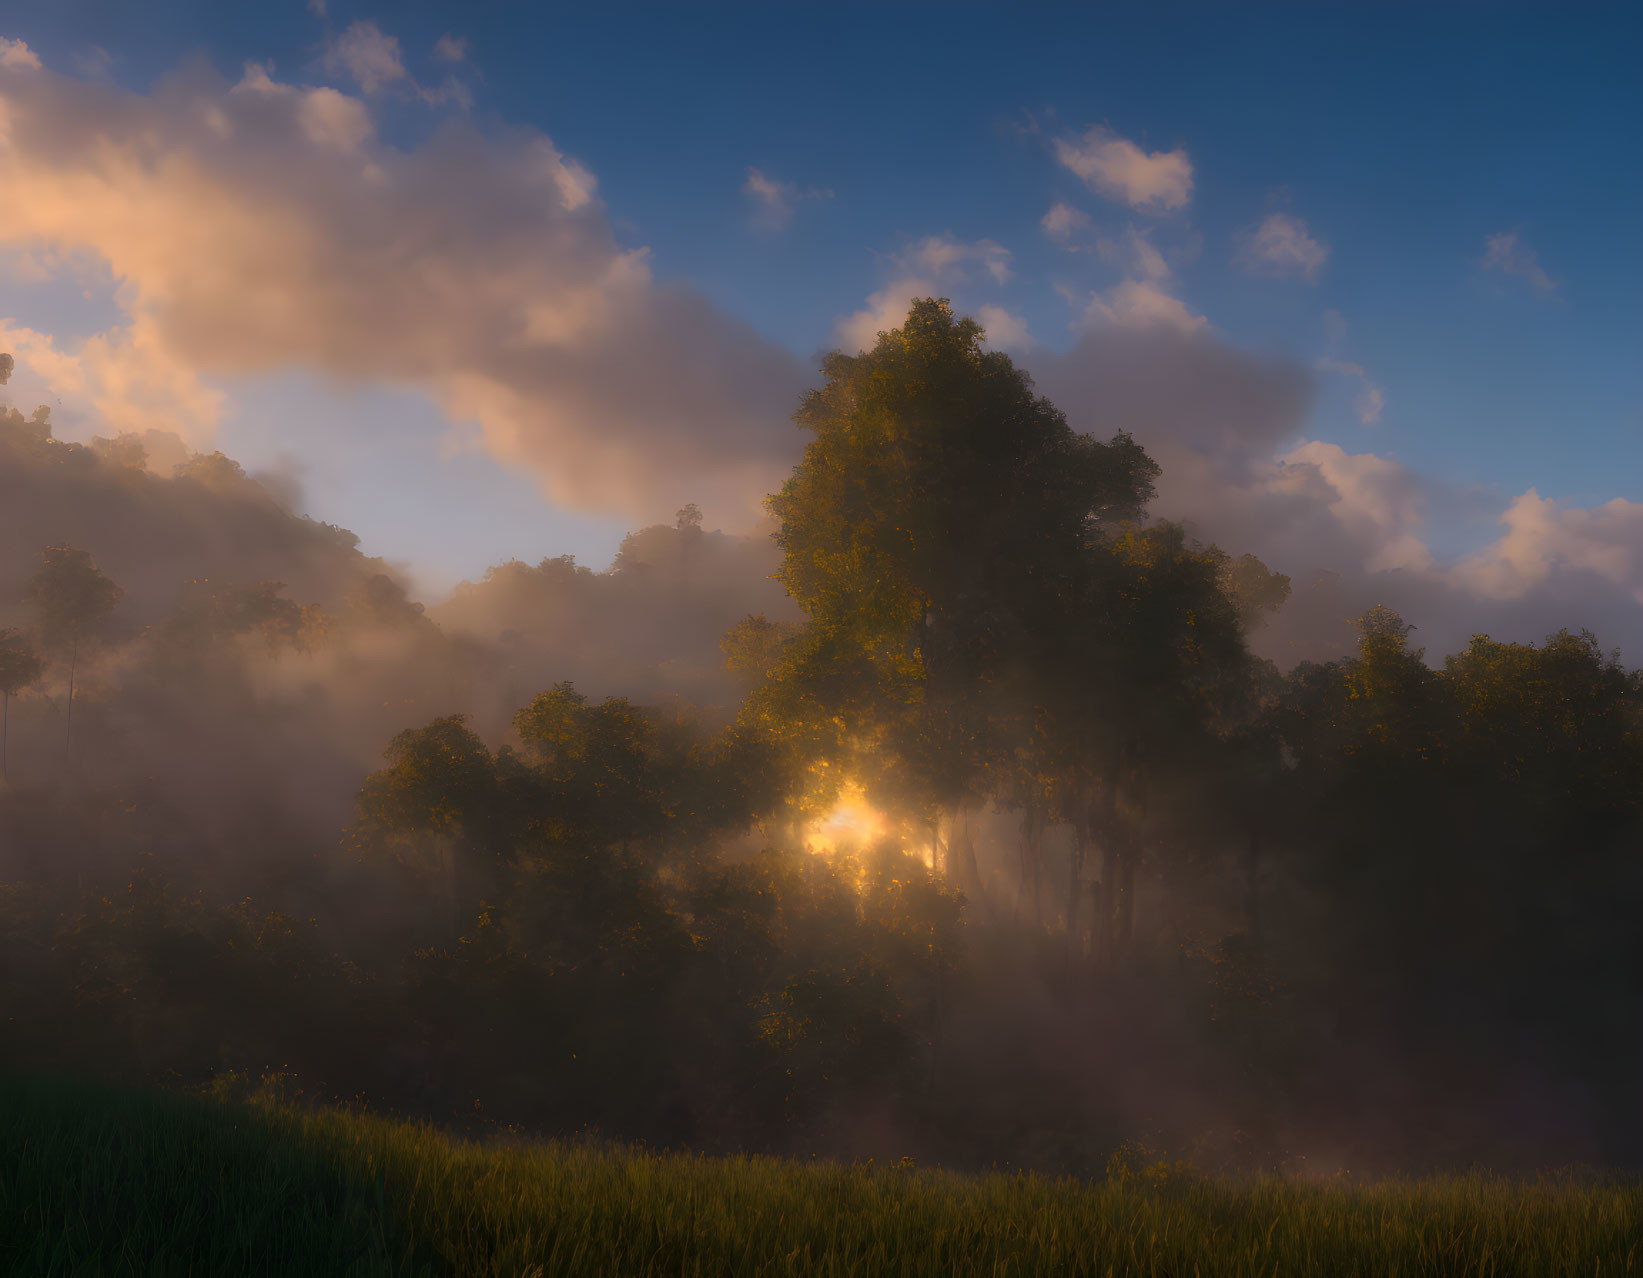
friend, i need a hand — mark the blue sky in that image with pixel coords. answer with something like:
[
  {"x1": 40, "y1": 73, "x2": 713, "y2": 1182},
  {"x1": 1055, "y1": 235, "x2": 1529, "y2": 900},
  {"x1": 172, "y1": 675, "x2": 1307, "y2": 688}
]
[{"x1": 2, "y1": 2, "x2": 1639, "y2": 611}]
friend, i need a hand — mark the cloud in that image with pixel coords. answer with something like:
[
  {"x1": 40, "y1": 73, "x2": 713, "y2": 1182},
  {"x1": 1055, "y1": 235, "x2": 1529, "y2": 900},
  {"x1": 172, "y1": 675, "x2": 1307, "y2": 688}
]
[
  {"x1": 900, "y1": 234, "x2": 1012, "y2": 285},
  {"x1": 1237, "y1": 212, "x2": 1329, "y2": 282},
  {"x1": 1041, "y1": 201, "x2": 1094, "y2": 247},
  {"x1": 326, "y1": 21, "x2": 407, "y2": 94},
  {"x1": 1029, "y1": 320, "x2": 1643, "y2": 666},
  {"x1": 0, "y1": 37, "x2": 40, "y2": 70},
  {"x1": 1052, "y1": 125, "x2": 1193, "y2": 213},
  {"x1": 1080, "y1": 279, "x2": 1206, "y2": 335},
  {"x1": 1030, "y1": 323, "x2": 1313, "y2": 465},
  {"x1": 433, "y1": 35, "x2": 468, "y2": 63},
  {"x1": 0, "y1": 394, "x2": 798, "y2": 860},
  {"x1": 833, "y1": 235, "x2": 1013, "y2": 351},
  {"x1": 974, "y1": 304, "x2": 1032, "y2": 351},
  {"x1": 1316, "y1": 358, "x2": 1385, "y2": 425},
  {"x1": 835, "y1": 279, "x2": 935, "y2": 353},
  {"x1": 0, "y1": 47, "x2": 809, "y2": 523},
  {"x1": 1481, "y1": 230, "x2": 1558, "y2": 294},
  {"x1": 743, "y1": 167, "x2": 831, "y2": 229},
  {"x1": 323, "y1": 21, "x2": 471, "y2": 108},
  {"x1": 1454, "y1": 490, "x2": 1643, "y2": 603},
  {"x1": 1278, "y1": 441, "x2": 1432, "y2": 574},
  {"x1": 0, "y1": 318, "x2": 224, "y2": 441},
  {"x1": 296, "y1": 84, "x2": 374, "y2": 150},
  {"x1": 1097, "y1": 224, "x2": 1173, "y2": 282}
]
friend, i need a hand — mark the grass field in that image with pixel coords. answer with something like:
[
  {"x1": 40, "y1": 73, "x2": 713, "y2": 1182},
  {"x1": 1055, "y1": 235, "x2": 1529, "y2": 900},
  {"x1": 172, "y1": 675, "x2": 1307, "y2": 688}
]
[{"x1": 3, "y1": 1077, "x2": 1639, "y2": 1276}]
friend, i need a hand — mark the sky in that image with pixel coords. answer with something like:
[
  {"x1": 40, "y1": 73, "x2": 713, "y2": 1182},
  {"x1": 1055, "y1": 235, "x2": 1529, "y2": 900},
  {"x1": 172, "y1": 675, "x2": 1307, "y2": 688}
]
[{"x1": 1, "y1": 2, "x2": 1640, "y2": 656}]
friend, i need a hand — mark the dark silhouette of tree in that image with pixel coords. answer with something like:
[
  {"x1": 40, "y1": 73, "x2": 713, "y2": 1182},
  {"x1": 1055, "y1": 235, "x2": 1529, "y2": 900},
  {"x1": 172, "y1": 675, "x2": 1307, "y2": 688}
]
[
  {"x1": 754, "y1": 298, "x2": 1158, "y2": 868},
  {"x1": 0, "y1": 628, "x2": 44, "y2": 786},
  {"x1": 26, "y1": 546, "x2": 123, "y2": 759}
]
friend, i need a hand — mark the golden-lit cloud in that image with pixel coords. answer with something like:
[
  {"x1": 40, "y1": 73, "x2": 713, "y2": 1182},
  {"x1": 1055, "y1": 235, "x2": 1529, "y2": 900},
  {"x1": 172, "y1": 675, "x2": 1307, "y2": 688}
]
[
  {"x1": 1455, "y1": 491, "x2": 1643, "y2": 602},
  {"x1": 833, "y1": 235, "x2": 1014, "y2": 351},
  {"x1": 1079, "y1": 279, "x2": 1206, "y2": 335},
  {"x1": 1053, "y1": 125, "x2": 1193, "y2": 213},
  {"x1": 974, "y1": 304, "x2": 1032, "y2": 351},
  {"x1": 0, "y1": 41, "x2": 808, "y2": 522},
  {"x1": 0, "y1": 318, "x2": 223, "y2": 441}
]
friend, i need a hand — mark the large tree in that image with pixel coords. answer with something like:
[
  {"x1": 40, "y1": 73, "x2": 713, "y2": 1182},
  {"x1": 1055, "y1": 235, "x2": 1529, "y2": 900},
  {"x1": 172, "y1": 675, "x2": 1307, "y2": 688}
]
[
  {"x1": 750, "y1": 299, "x2": 1157, "y2": 863},
  {"x1": 0, "y1": 628, "x2": 44, "y2": 786},
  {"x1": 26, "y1": 546, "x2": 123, "y2": 758}
]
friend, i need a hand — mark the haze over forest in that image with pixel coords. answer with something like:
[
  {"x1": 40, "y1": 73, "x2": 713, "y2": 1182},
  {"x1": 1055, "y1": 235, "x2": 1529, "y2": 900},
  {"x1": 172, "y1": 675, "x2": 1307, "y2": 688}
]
[{"x1": 0, "y1": 7, "x2": 1640, "y2": 1175}]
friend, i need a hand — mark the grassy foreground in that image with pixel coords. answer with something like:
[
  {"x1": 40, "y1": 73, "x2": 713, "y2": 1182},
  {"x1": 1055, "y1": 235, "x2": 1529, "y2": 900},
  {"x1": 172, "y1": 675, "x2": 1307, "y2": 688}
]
[{"x1": 2, "y1": 1078, "x2": 1640, "y2": 1277}]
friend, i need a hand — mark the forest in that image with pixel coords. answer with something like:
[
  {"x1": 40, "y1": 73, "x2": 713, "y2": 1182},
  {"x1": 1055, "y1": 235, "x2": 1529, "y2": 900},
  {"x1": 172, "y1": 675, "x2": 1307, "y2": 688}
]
[{"x1": 1, "y1": 301, "x2": 1640, "y2": 1176}]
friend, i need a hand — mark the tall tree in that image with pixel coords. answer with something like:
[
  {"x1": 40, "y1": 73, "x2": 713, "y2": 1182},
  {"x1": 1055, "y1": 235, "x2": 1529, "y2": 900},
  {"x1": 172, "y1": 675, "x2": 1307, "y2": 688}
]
[
  {"x1": 754, "y1": 298, "x2": 1157, "y2": 858},
  {"x1": 26, "y1": 546, "x2": 123, "y2": 759},
  {"x1": 0, "y1": 628, "x2": 44, "y2": 786}
]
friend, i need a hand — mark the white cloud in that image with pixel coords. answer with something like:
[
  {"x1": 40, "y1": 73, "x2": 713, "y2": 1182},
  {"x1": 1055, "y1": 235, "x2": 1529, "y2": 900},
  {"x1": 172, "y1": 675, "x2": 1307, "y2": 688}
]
[
  {"x1": 1029, "y1": 298, "x2": 1643, "y2": 664},
  {"x1": 900, "y1": 234, "x2": 1012, "y2": 285},
  {"x1": 1041, "y1": 201, "x2": 1093, "y2": 247},
  {"x1": 1277, "y1": 441, "x2": 1432, "y2": 573},
  {"x1": 743, "y1": 167, "x2": 831, "y2": 229},
  {"x1": 327, "y1": 21, "x2": 406, "y2": 95},
  {"x1": 835, "y1": 278, "x2": 934, "y2": 352},
  {"x1": 1237, "y1": 211, "x2": 1329, "y2": 282},
  {"x1": 1081, "y1": 279, "x2": 1206, "y2": 336},
  {"x1": 434, "y1": 35, "x2": 468, "y2": 63},
  {"x1": 974, "y1": 304, "x2": 1032, "y2": 351},
  {"x1": 832, "y1": 235, "x2": 1015, "y2": 350},
  {"x1": 1454, "y1": 491, "x2": 1643, "y2": 602},
  {"x1": 0, "y1": 37, "x2": 41, "y2": 70},
  {"x1": 296, "y1": 85, "x2": 374, "y2": 151},
  {"x1": 1052, "y1": 125, "x2": 1193, "y2": 213},
  {"x1": 1482, "y1": 230, "x2": 1557, "y2": 294},
  {"x1": 0, "y1": 44, "x2": 808, "y2": 521},
  {"x1": 321, "y1": 21, "x2": 469, "y2": 108},
  {"x1": 1097, "y1": 224, "x2": 1172, "y2": 282},
  {"x1": 0, "y1": 318, "x2": 224, "y2": 441}
]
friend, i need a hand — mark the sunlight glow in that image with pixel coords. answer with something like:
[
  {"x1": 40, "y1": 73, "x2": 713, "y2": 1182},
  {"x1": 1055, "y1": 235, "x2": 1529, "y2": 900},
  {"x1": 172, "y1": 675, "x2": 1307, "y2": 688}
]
[{"x1": 801, "y1": 781, "x2": 893, "y2": 855}]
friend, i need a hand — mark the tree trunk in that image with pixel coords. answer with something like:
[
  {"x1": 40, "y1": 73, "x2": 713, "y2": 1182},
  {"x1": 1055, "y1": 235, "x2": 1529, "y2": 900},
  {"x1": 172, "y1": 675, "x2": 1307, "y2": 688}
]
[
  {"x1": 1096, "y1": 833, "x2": 1118, "y2": 967},
  {"x1": 949, "y1": 801, "x2": 984, "y2": 906},
  {"x1": 448, "y1": 836, "x2": 463, "y2": 947},
  {"x1": 1094, "y1": 743, "x2": 1121, "y2": 968},
  {"x1": 64, "y1": 633, "x2": 78, "y2": 758},
  {"x1": 1114, "y1": 787, "x2": 1146, "y2": 966},
  {"x1": 1, "y1": 689, "x2": 9, "y2": 787},
  {"x1": 1116, "y1": 852, "x2": 1136, "y2": 958},
  {"x1": 1244, "y1": 824, "x2": 1262, "y2": 942},
  {"x1": 1017, "y1": 802, "x2": 1045, "y2": 926},
  {"x1": 1067, "y1": 818, "x2": 1086, "y2": 953}
]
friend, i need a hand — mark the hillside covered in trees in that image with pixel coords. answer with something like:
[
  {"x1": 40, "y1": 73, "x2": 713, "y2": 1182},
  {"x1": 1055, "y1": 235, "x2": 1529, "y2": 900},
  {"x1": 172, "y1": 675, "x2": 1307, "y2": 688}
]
[{"x1": 1, "y1": 302, "x2": 1639, "y2": 1174}]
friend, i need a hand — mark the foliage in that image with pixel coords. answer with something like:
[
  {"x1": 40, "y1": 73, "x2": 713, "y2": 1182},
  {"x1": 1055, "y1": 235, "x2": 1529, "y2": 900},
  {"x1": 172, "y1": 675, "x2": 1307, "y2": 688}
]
[
  {"x1": 3, "y1": 302, "x2": 1643, "y2": 1180},
  {"x1": 5, "y1": 1078, "x2": 1641, "y2": 1277},
  {"x1": 26, "y1": 545, "x2": 123, "y2": 649}
]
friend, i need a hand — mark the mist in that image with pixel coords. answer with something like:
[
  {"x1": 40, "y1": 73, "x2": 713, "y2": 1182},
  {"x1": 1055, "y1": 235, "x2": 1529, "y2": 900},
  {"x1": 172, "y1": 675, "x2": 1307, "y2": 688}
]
[
  {"x1": 4, "y1": 299, "x2": 1641, "y2": 1177},
  {"x1": 1, "y1": 15, "x2": 1640, "y2": 1181}
]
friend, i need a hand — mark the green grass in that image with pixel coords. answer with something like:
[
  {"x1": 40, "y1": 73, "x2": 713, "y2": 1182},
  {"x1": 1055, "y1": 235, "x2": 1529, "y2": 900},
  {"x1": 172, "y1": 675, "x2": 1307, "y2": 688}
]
[{"x1": 2, "y1": 1077, "x2": 1639, "y2": 1276}]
